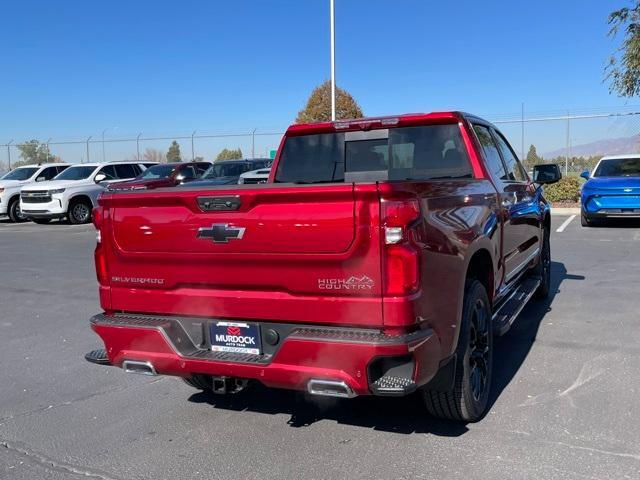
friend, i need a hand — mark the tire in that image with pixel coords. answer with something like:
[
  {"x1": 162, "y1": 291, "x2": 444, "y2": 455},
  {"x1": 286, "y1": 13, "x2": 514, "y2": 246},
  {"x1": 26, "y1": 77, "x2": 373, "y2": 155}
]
[
  {"x1": 422, "y1": 280, "x2": 493, "y2": 422},
  {"x1": 534, "y1": 227, "x2": 551, "y2": 299},
  {"x1": 7, "y1": 198, "x2": 26, "y2": 223},
  {"x1": 32, "y1": 218, "x2": 51, "y2": 224},
  {"x1": 183, "y1": 374, "x2": 214, "y2": 391},
  {"x1": 68, "y1": 199, "x2": 92, "y2": 224},
  {"x1": 581, "y1": 210, "x2": 602, "y2": 227}
]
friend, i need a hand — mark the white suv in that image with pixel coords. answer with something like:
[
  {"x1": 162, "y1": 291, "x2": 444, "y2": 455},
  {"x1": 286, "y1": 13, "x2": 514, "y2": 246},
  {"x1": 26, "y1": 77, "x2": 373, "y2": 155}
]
[
  {"x1": 20, "y1": 161, "x2": 154, "y2": 224},
  {"x1": 0, "y1": 163, "x2": 70, "y2": 222},
  {"x1": 238, "y1": 167, "x2": 272, "y2": 184}
]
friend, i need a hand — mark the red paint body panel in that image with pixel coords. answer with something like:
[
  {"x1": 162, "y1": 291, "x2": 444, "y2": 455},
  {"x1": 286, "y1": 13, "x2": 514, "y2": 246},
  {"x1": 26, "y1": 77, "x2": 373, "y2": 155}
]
[
  {"x1": 90, "y1": 111, "x2": 547, "y2": 395},
  {"x1": 92, "y1": 323, "x2": 440, "y2": 394}
]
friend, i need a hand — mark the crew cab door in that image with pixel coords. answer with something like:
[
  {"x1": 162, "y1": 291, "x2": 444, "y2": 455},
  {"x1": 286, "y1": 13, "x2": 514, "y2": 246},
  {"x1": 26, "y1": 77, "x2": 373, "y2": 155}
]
[{"x1": 472, "y1": 124, "x2": 540, "y2": 284}]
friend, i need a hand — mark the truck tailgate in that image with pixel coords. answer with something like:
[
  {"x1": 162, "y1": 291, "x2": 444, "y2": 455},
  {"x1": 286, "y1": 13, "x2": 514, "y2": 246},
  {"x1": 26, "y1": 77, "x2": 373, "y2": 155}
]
[{"x1": 98, "y1": 183, "x2": 384, "y2": 327}]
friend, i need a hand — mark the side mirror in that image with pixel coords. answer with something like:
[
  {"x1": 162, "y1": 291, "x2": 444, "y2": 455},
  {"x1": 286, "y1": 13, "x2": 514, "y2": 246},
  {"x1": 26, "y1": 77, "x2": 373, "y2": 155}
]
[
  {"x1": 533, "y1": 164, "x2": 562, "y2": 185},
  {"x1": 580, "y1": 170, "x2": 590, "y2": 180},
  {"x1": 94, "y1": 173, "x2": 107, "y2": 183},
  {"x1": 36, "y1": 176, "x2": 46, "y2": 182}
]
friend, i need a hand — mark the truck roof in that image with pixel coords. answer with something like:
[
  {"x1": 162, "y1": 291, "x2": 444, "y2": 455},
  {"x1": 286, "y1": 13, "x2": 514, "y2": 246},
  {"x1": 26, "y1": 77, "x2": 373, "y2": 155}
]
[
  {"x1": 599, "y1": 154, "x2": 640, "y2": 161},
  {"x1": 286, "y1": 111, "x2": 483, "y2": 135}
]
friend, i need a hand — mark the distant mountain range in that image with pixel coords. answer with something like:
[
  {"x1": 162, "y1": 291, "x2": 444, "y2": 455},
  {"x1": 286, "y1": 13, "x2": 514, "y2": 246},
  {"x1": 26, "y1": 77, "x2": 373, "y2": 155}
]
[{"x1": 544, "y1": 134, "x2": 640, "y2": 158}]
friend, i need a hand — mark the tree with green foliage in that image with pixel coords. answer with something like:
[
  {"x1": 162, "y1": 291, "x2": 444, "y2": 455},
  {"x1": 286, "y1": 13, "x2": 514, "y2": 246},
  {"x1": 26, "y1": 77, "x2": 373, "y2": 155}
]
[
  {"x1": 606, "y1": 2, "x2": 640, "y2": 96},
  {"x1": 296, "y1": 81, "x2": 364, "y2": 124},
  {"x1": 525, "y1": 144, "x2": 542, "y2": 169},
  {"x1": 15, "y1": 139, "x2": 59, "y2": 167},
  {"x1": 166, "y1": 141, "x2": 182, "y2": 162},
  {"x1": 216, "y1": 148, "x2": 243, "y2": 161}
]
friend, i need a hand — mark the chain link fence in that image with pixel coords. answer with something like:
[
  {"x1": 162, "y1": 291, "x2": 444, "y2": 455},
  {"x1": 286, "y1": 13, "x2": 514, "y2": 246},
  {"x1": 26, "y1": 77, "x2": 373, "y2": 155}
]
[
  {"x1": 492, "y1": 106, "x2": 640, "y2": 176},
  {"x1": 2, "y1": 107, "x2": 640, "y2": 175},
  {"x1": 0, "y1": 129, "x2": 285, "y2": 173}
]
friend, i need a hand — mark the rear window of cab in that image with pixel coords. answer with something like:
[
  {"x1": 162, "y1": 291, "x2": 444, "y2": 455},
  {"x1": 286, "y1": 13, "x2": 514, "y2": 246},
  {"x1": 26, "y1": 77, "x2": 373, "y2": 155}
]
[{"x1": 275, "y1": 124, "x2": 472, "y2": 183}]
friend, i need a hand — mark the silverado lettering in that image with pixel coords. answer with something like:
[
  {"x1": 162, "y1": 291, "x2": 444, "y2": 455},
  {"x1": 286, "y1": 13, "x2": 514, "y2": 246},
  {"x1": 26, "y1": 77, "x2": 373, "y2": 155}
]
[
  {"x1": 88, "y1": 112, "x2": 561, "y2": 422},
  {"x1": 111, "y1": 276, "x2": 165, "y2": 285}
]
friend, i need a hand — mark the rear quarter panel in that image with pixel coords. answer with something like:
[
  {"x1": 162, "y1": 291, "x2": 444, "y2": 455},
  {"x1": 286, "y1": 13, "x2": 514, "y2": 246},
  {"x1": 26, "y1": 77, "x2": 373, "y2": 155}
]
[{"x1": 380, "y1": 179, "x2": 501, "y2": 358}]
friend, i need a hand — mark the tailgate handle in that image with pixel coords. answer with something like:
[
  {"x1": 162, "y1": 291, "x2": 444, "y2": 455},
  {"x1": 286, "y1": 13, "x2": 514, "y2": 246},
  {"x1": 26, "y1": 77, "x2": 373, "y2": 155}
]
[{"x1": 198, "y1": 196, "x2": 241, "y2": 212}]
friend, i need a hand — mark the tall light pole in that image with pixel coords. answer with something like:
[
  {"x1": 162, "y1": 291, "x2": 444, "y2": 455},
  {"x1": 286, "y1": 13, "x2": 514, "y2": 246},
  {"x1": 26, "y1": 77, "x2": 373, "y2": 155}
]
[
  {"x1": 102, "y1": 128, "x2": 108, "y2": 162},
  {"x1": 191, "y1": 130, "x2": 196, "y2": 161},
  {"x1": 521, "y1": 102, "x2": 525, "y2": 161},
  {"x1": 45, "y1": 138, "x2": 52, "y2": 163},
  {"x1": 251, "y1": 128, "x2": 257, "y2": 159},
  {"x1": 86, "y1": 136, "x2": 92, "y2": 163},
  {"x1": 565, "y1": 111, "x2": 570, "y2": 175},
  {"x1": 330, "y1": 0, "x2": 336, "y2": 121},
  {"x1": 7, "y1": 140, "x2": 13, "y2": 170},
  {"x1": 136, "y1": 132, "x2": 142, "y2": 161}
]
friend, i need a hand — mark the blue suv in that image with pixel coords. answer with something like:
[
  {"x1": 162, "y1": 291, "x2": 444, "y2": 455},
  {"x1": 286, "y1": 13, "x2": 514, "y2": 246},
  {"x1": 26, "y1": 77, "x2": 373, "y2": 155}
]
[{"x1": 581, "y1": 155, "x2": 640, "y2": 226}]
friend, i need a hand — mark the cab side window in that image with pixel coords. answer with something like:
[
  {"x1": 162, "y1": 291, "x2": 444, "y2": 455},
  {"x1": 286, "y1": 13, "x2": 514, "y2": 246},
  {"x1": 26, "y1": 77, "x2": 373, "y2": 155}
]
[
  {"x1": 473, "y1": 124, "x2": 507, "y2": 181},
  {"x1": 195, "y1": 163, "x2": 209, "y2": 176},
  {"x1": 181, "y1": 166, "x2": 196, "y2": 180},
  {"x1": 98, "y1": 165, "x2": 117, "y2": 180},
  {"x1": 114, "y1": 164, "x2": 138, "y2": 179},
  {"x1": 493, "y1": 130, "x2": 527, "y2": 182},
  {"x1": 41, "y1": 167, "x2": 59, "y2": 180}
]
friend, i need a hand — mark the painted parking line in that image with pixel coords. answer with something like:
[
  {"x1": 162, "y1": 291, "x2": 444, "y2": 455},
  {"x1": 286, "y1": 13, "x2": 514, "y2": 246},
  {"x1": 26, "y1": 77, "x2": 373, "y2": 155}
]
[{"x1": 556, "y1": 215, "x2": 576, "y2": 233}]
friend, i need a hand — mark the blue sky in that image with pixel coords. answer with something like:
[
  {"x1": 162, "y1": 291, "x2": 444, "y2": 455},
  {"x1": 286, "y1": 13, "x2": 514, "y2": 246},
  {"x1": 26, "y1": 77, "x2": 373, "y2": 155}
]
[{"x1": 0, "y1": 0, "x2": 634, "y2": 162}]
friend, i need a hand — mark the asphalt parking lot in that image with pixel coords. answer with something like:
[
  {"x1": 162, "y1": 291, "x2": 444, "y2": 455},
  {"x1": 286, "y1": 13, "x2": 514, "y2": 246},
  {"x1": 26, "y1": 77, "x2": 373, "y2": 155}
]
[{"x1": 1, "y1": 215, "x2": 639, "y2": 480}]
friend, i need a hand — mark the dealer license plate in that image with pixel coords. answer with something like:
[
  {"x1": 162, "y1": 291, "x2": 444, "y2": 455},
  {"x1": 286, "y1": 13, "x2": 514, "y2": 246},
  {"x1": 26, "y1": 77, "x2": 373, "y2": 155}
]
[{"x1": 210, "y1": 321, "x2": 262, "y2": 355}]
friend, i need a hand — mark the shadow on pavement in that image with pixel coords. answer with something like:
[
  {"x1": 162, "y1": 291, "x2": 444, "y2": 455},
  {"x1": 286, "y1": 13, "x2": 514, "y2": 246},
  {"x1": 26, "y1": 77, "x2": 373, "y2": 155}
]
[
  {"x1": 590, "y1": 218, "x2": 640, "y2": 229},
  {"x1": 188, "y1": 261, "x2": 583, "y2": 435},
  {"x1": 189, "y1": 385, "x2": 470, "y2": 436},
  {"x1": 0, "y1": 218, "x2": 71, "y2": 226},
  {"x1": 488, "y1": 261, "x2": 584, "y2": 411}
]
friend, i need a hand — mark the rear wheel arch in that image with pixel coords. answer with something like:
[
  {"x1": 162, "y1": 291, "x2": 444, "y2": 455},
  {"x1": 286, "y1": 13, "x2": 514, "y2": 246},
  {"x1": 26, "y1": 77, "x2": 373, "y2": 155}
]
[
  {"x1": 68, "y1": 194, "x2": 95, "y2": 208},
  {"x1": 445, "y1": 245, "x2": 495, "y2": 355},
  {"x1": 465, "y1": 248, "x2": 494, "y2": 305}
]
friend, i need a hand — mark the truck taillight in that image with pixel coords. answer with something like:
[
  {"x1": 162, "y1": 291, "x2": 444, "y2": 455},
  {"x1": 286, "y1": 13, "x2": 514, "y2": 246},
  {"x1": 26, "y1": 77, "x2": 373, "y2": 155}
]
[
  {"x1": 92, "y1": 206, "x2": 102, "y2": 231},
  {"x1": 381, "y1": 199, "x2": 421, "y2": 295},
  {"x1": 95, "y1": 246, "x2": 108, "y2": 284},
  {"x1": 92, "y1": 206, "x2": 108, "y2": 283}
]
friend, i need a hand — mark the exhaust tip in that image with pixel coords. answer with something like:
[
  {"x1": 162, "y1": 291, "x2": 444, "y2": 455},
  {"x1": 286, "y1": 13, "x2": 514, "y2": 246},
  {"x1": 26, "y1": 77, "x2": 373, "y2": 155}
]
[
  {"x1": 122, "y1": 360, "x2": 156, "y2": 376},
  {"x1": 307, "y1": 379, "x2": 356, "y2": 399}
]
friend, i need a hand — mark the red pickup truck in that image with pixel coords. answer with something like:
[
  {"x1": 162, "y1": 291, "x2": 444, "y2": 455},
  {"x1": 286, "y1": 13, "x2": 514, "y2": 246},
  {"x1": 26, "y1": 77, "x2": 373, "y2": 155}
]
[{"x1": 86, "y1": 112, "x2": 561, "y2": 422}]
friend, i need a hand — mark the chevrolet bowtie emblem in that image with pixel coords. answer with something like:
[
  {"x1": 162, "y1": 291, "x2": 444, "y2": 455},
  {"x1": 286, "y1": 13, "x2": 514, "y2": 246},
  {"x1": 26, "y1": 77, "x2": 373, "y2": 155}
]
[{"x1": 197, "y1": 224, "x2": 246, "y2": 243}]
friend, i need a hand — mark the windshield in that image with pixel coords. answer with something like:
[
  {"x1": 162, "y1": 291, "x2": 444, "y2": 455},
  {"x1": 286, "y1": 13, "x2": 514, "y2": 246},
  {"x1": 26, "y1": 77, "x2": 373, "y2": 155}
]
[
  {"x1": 139, "y1": 164, "x2": 177, "y2": 179},
  {"x1": 275, "y1": 124, "x2": 473, "y2": 183},
  {"x1": 55, "y1": 166, "x2": 97, "y2": 181},
  {"x1": 1, "y1": 167, "x2": 38, "y2": 181},
  {"x1": 593, "y1": 158, "x2": 640, "y2": 177}
]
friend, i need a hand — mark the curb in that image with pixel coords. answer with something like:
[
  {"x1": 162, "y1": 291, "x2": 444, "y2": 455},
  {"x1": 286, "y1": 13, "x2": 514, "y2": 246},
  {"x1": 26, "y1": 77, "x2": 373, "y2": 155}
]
[{"x1": 551, "y1": 207, "x2": 580, "y2": 215}]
